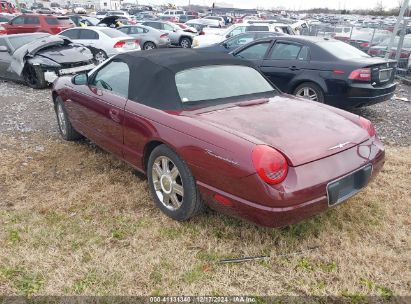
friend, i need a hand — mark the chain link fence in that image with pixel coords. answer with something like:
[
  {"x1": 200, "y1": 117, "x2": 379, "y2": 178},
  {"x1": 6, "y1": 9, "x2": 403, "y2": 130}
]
[{"x1": 300, "y1": 23, "x2": 411, "y2": 82}]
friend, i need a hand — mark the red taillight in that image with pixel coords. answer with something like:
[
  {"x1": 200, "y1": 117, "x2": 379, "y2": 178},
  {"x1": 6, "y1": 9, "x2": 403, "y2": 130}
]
[
  {"x1": 360, "y1": 42, "x2": 369, "y2": 48},
  {"x1": 400, "y1": 52, "x2": 409, "y2": 58},
  {"x1": 359, "y1": 117, "x2": 376, "y2": 137},
  {"x1": 113, "y1": 41, "x2": 126, "y2": 48},
  {"x1": 160, "y1": 34, "x2": 168, "y2": 39},
  {"x1": 333, "y1": 70, "x2": 345, "y2": 75},
  {"x1": 348, "y1": 68, "x2": 371, "y2": 81},
  {"x1": 252, "y1": 145, "x2": 288, "y2": 185}
]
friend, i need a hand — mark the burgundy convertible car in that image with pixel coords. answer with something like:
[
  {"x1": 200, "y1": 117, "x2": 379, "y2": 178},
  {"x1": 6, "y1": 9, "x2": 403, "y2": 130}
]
[{"x1": 52, "y1": 49, "x2": 385, "y2": 227}]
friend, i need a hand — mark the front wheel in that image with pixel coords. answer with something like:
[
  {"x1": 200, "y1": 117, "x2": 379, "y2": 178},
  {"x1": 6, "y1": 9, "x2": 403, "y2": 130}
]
[
  {"x1": 23, "y1": 64, "x2": 47, "y2": 89},
  {"x1": 94, "y1": 49, "x2": 108, "y2": 65},
  {"x1": 147, "y1": 145, "x2": 204, "y2": 221},
  {"x1": 293, "y1": 82, "x2": 325, "y2": 103},
  {"x1": 54, "y1": 96, "x2": 83, "y2": 141},
  {"x1": 179, "y1": 37, "x2": 192, "y2": 48}
]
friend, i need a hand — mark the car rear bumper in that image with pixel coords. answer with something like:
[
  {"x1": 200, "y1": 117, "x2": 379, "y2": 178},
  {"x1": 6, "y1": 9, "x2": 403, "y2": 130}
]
[
  {"x1": 197, "y1": 138, "x2": 385, "y2": 228},
  {"x1": 326, "y1": 82, "x2": 396, "y2": 108}
]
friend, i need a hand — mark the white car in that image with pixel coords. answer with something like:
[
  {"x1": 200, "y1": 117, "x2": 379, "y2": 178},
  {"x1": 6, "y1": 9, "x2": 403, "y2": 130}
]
[
  {"x1": 73, "y1": 7, "x2": 87, "y2": 14},
  {"x1": 192, "y1": 23, "x2": 292, "y2": 48},
  {"x1": 202, "y1": 16, "x2": 225, "y2": 28},
  {"x1": 106, "y1": 11, "x2": 131, "y2": 18},
  {"x1": 59, "y1": 27, "x2": 140, "y2": 64}
]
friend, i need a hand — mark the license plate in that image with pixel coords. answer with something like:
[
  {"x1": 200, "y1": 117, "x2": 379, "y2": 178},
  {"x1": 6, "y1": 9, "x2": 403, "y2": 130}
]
[
  {"x1": 327, "y1": 165, "x2": 373, "y2": 206},
  {"x1": 379, "y1": 68, "x2": 392, "y2": 82}
]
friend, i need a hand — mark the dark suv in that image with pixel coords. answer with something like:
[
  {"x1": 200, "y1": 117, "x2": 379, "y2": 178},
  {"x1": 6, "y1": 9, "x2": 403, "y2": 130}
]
[{"x1": 3, "y1": 14, "x2": 74, "y2": 35}]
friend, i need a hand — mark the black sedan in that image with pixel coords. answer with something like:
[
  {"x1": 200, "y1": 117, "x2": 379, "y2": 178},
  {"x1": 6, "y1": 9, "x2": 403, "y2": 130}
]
[
  {"x1": 231, "y1": 36, "x2": 397, "y2": 108},
  {"x1": 0, "y1": 33, "x2": 95, "y2": 89}
]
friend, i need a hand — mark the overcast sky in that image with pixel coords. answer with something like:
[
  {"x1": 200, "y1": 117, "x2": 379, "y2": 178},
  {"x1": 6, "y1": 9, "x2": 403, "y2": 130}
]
[{"x1": 140, "y1": 0, "x2": 405, "y2": 10}]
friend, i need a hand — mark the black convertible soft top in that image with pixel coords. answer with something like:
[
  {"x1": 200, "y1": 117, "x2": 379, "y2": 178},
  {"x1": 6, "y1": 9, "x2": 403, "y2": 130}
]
[{"x1": 115, "y1": 49, "x2": 259, "y2": 110}]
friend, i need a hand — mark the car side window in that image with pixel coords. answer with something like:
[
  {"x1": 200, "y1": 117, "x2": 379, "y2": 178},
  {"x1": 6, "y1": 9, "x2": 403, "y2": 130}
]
[
  {"x1": 25, "y1": 16, "x2": 40, "y2": 24},
  {"x1": 269, "y1": 43, "x2": 302, "y2": 60},
  {"x1": 118, "y1": 27, "x2": 129, "y2": 34},
  {"x1": 226, "y1": 33, "x2": 254, "y2": 47},
  {"x1": 11, "y1": 16, "x2": 24, "y2": 25},
  {"x1": 145, "y1": 22, "x2": 161, "y2": 30},
  {"x1": 236, "y1": 42, "x2": 271, "y2": 60},
  {"x1": 297, "y1": 46, "x2": 309, "y2": 61},
  {"x1": 91, "y1": 61, "x2": 130, "y2": 98},
  {"x1": 60, "y1": 29, "x2": 79, "y2": 39},
  {"x1": 228, "y1": 26, "x2": 245, "y2": 38},
  {"x1": 79, "y1": 29, "x2": 99, "y2": 40},
  {"x1": 163, "y1": 23, "x2": 174, "y2": 31},
  {"x1": 130, "y1": 27, "x2": 144, "y2": 34}
]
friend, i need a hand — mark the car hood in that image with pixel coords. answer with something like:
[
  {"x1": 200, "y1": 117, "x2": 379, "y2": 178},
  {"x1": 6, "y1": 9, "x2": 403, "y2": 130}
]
[
  {"x1": 190, "y1": 96, "x2": 369, "y2": 166},
  {"x1": 35, "y1": 45, "x2": 93, "y2": 64}
]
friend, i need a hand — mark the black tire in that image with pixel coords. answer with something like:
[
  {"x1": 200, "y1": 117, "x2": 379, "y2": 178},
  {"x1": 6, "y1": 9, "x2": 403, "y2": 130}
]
[
  {"x1": 179, "y1": 37, "x2": 192, "y2": 48},
  {"x1": 293, "y1": 82, "x2": 325, "y2": 103},
  {"x1": 93, "y1": 49, "x2": 108, "y2": 65},
  {"x1": 143, "y1": 41, "x2": 157, "y2": 50},
  {"x1": 23, "y1": 64, "x2": 47, "y2": 89},
  {"x1": 147, "y1": 145, "x2": 204, "y2": 221},
  {"x1": 54, "y1": 96, "x2": 83, "y2": 141}
]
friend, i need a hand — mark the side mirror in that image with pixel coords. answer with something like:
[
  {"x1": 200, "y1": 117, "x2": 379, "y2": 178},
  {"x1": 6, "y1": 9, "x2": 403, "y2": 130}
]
[
  {"x1": 225, "y1": 34, "x2": 230, "y2": 38},
  {"x1": 72, "y1": 73, "x2": 88, "y2": 85},
  {"x1": 0, "y1": 46, "x2": 8, "y2": 52}
]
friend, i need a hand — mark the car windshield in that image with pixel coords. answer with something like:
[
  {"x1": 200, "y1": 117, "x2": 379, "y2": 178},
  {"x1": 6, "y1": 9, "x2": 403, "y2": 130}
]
[
  {"x1": 98, "y1": 28, "x2": 125, "y2": 38},
  {"x1": 8, "y1": 33, "x2": 50, "y2": 50},
  {"x1": 318, "y1": 41, "x2": 370, "y2": 59},
  {"x1": 175, "y1": 65, "x2": 275, "y2": 103}
]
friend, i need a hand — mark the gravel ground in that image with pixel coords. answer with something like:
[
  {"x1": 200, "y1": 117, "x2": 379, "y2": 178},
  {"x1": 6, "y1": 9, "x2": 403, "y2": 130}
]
[{"x1": 0, "y1": 80, "x2": 410, "y2": 146}]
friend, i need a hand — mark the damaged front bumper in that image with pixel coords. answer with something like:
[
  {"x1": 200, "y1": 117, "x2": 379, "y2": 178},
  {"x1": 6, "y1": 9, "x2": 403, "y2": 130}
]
[{"x1": 44, "y1": 63, "x2": 96, "y2": 83}]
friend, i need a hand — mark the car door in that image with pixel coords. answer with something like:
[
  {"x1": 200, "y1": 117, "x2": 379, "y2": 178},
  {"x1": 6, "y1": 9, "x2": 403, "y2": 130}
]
[
  {"x1": 260, "y1": 41, "x2": 309, "y2": 92},
  {"x1": 66, "y1": 60, "x2": 130, "y2": 157},
  {"x1": 162, "y1": 23, "x2": 178, "y2": 44},
  {"x1": 78, "y1": 28, "x2": 99, "y2": 48},
  {"x1": 4, "y1": 15, "x2": 24, "y2": 34},
  {"x1": 233, "y1": 40, "x2": 273, "y2": 67},
  {"x1": 23, "y1": 16, "x2": 41, "y2": 33},
  {"x1": 224, "y1": 32, "x2": 255, "y2": 52}
]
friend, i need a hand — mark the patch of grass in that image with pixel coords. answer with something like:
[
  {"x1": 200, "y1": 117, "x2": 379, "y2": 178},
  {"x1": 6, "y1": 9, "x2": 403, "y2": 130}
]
[
  {"x1": 7, "y1": 229, "x2": 21, "y2": 244},
  {"x1": 14, "y1": 272, "x2": 45, "y2": 296},
  {"x1": 319, "y1": 261, "x2": 337, "y2": 272},
  {"x1": 183, "y1": 265, "x2": 207, "y2": 284},
  {"x1": 341, "y1": 291, "x2": 367, "y2": 303},
  {"x1": 296, "y1": 258, "x2": 314, "y2": 272},
  {"x1": 159, "y1": 227, "x2": 183, "y2": 240}
]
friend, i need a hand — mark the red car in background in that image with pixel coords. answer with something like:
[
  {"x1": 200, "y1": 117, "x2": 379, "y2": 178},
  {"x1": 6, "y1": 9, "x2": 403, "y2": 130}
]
[
  {"x1": 0, "y1": 1, "x2": 17, "y2": 14},
  {"x1": 51, "y1": 49, "x2": 385, "y2": 228},
  {"x1": 3, "y1": 14, "x2": 74, "y2": 34}
]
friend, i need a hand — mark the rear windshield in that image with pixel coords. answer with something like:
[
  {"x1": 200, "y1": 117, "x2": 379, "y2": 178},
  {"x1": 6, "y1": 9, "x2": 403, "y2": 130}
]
[
  {"x1": 175, "y1": 65, "x2": 274, "y2": 103},
  {"x1": 98, "y1": 28, "x2": 125, "y2": 38},
  {"x1": 8, "y1": 33, "x2": 50, "y2": 50},
  {"x1": 45, "y1": 17, "x2": 72, "y2": 25},
  {"x1": 318, "y1": 41, "x2": 370, "y2": 59}
]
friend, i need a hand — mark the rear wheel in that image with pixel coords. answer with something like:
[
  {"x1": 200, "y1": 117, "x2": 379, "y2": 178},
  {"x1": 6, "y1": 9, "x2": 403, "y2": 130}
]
[
  {"x1": 147, "y1": 145, "x2": 204, "y2": 221},
  {"x1": 293, "y1": 82, "x2": 325, "y2": 103},
  {"x1": 54, "y1": 96, "x2": 82, "y2": 141},
  {"x1": 23, "y1": 64, "x2": 47, "y2": 89},
  {"x1": 143, "y1": 41, "x2": 157, "y2": 50},
  {"x1": 94, "y1": 49, "x2": 108, "y2": 64},
  {"x1": 179, "y1": 37, "x2": 192, "y2": 48}
]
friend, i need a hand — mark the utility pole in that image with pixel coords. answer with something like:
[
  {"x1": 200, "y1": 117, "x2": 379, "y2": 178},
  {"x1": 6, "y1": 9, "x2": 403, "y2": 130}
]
[{"x1": 385, "y1": 0, "x2": 410, "y2": 59}]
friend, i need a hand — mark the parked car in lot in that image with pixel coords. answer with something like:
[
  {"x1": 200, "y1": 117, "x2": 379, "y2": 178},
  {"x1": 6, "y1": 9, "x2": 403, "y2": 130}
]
[
  {"x1": 0, "y1": 33, "x2": 94, "y2": 88},
  {"x1": 231, "y1": 36, "x2": 396, "y2": 108},
  {"x1": 198, "y1": 31, "x2": 283, "y2": 53},
  {"x1": 59, "y1": 27, "x2": 141, "y2": 64},
  {"x1": 141, "y1": 21, "x2": 197, "y2": 48},
  {"x1": 0, "y1": 13, "x2": 12, "y2": 34},
  {"x1": 192, "y1": 23, "x2": 292, "y2": 48},
  {"x1": 118, "y1": 25, "x2": 170, "y2": 50},
  {"x1": 95, "y1": 11, "x2": 107, "y2": 19},
  {"x1": 51, "y1": 49, "x2": 385, "y2": 227},
  {"x1": 349, "y1": 31, "x2": 390, "y2": 52},
  {"x1": 3, "y1": 14, "x2": 74, "y2": 34},
  {"x1": 68, "y1": 15, "x2": 99, "y2": 27},
  {"x1": 202, "y1": 16, "x2": 225, "y2": 27},
  {"x1": 98, "y1": 15, "x2": 136, "y2": 27}
]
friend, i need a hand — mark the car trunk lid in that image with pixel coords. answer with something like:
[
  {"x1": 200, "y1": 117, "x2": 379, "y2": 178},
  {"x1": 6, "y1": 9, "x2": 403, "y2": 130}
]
[{"x1": 191, "y1": 96, "x2": 369, "y2": 167}]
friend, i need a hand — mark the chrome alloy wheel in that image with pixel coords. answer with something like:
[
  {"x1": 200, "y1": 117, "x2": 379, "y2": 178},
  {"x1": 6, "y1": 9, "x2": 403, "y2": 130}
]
[
  {"x1": 151, "y1": 156, "x2": 184, "y2": 210},
  {"x1": 95, "y1": 51, "x2": 107, "y2": 64},
  {"x1": 295, "y1": 87, "x2": 319, "y2": 101},
  {"x1": 56, "y1": 103, "x2": 67, "y2": 136}
]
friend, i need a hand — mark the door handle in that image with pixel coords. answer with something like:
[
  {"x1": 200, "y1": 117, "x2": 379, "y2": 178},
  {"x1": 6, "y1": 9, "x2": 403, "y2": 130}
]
[
  {"x1": 109, "y1": 108, "x2": 121, "y2": 123},
  {"x1": 289, "y1": 66, "x2": 300, "y2": 71}
]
